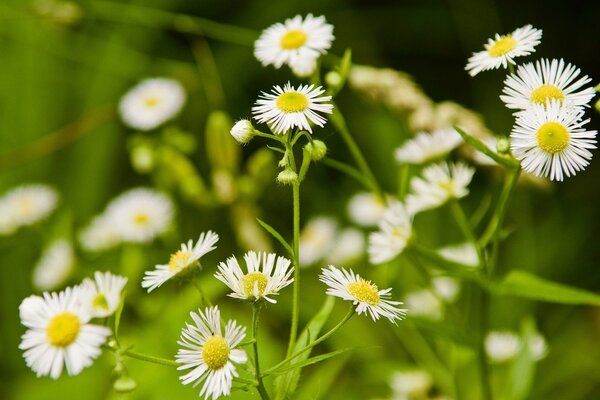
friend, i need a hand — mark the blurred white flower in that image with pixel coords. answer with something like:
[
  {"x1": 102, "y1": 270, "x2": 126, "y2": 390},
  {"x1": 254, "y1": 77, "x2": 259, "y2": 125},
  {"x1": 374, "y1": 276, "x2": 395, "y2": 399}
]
[
  {"x1": 347, "y1": 192, "x2": 387, "y2": 227},
  {"x1": 0, "y1": 184, "x2": 58, "y2": 235},
  {"x1": 368, "y1": 202, "x2": 413, "y2": 265},
  {"x1": 119, "y1": 78, "x2": 186, "y2": 131},
  {"x1": 389, "y1": 369, "x2": 432, "y2": 399},
  {"x1": 326, "y1": 228, "x2": 366, "y2": 265},
  {"x1": 252, "y1": 83, "x2": 333, "y2": 134},
  {"x1": 437, "y1": 242, "x2": 479, "y2": 268},
  {"x1": 82, "y1": 271, "x2": 127, "y2": 318},
  {"x1": 254, "y1": 14, "x2": 334, "y2": 75},
  {"x1": 466, "y1": 25, "x2": 542, "y2": 77},
  {"x1": 32, "y1": 239, "x2": 75, "y2": 291},
  {"x1": 394, "y1": 128, "x2": 463, "y2": 165},
  {"x1": 79, "y1": 214, "x2": 120, "y2": 252},
  {"x1": 432, "y1": 276, "x2": 460, "y2": 303},
  {"x1": 404, "y1": 289, "x2": 443, "y2": 321},
  {"x1": 105, "y1": 188, "x2": 173, "y2": 243},
  {"x1": 19, "y1": 286, "x2": 111, "y2": 379},
  {"x1": 485, "y1": 331, "x2": 521, "y2": 362},
  {"x1": 299, "y1": 216, "x2": 337, "y2": 267},
  {"x1": 215, "y1": 251, "x2": 293, "y2": 303},
  {"x1": 529, "y1": 333, "x2": 548, "y2": 361}
]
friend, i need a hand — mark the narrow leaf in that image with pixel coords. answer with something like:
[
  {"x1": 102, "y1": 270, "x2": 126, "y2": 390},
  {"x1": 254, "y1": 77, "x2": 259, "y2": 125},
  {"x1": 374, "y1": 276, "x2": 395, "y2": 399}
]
[
  {"x1": 256, "y1": 218, "x2": 293, "y2": 256},
  {"x1": 269, "y1": 348, "x2": 354, "y2": 376}
]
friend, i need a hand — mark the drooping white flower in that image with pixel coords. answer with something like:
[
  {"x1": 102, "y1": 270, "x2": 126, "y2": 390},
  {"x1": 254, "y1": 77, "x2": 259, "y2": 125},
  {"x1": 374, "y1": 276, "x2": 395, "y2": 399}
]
[
  {"x1": 214, "y1": 251, "x2": 293, "y2": 303},
  {"x1": 176, "y1": 306, "x2": 247, "y2": 400},
  {"x1": 32, "y1": 239, "x2": 75, "y2": 291},
  {"x1": 18, "y1": 286, "x2": 111, "y2": 379},
  {"x1": 405, "y1": 162, "x2": 475, "y2": 214},
  {"x1": 510, "y1": 99, "x2": 597, "y2": 181},
  {"x1": 394, "y1": 128, "x2": 463, "y2": 165},
  {"x1": 230, "y1": 119, "x2": 255, "y2": 144},
  {"x1": 0, "y1": 184, "x2": 58, "y2": 235},
  {"x1": 404, "y1": 289, "x2": 443, "y2": 321},
  {"x1": 485, "y1": 331, "x2": 521, "y2": 362},
  {"x1": 326, "y1": 228, "x2": 366, "y2": 266},
  {"x1": 501, "y1": 58, "x2": 596, "y2": 111},
  {"x1": 119, "y1": 78, "x2": 186, "y2": 131},
  {"x1": 82, "y1": 271, "x2": 128, "y2": 318},
  {"x1": 252, "y1": 82, "x2": 333, "y2": 134},
  {"x1": 466, "y1": 25, "x2": 542, "y2": 77},
  {"x1": 105, "y1": 188, "x2": 174, "y2": 243},
  {"x1": 346, "y1": 191, "x2": 387, "y2": 227},
  {"x1": 142, "y1": 231, "x2": 219, "y2": 293},
  {"x1": 79, "y1": 214, "x2": 120, "y2": 252},
  {"x1": 299, "y1": 216, "x2": 338, "y2": 267},
  {"x1": 368, "y1": 202, "x2": 413, "y2": 265},
  {"x1": 319, "y1": 265, "x2": 407, "y2": 323},
  {"x1": 389, "y1": 369, "x2": 433, "y2": 399},
  {"x1": 437, "y1": 242, "x2": 480, "y2": 268},
  {"x1": 254, "y1": 14, "x2": 334, "y2": 75}
]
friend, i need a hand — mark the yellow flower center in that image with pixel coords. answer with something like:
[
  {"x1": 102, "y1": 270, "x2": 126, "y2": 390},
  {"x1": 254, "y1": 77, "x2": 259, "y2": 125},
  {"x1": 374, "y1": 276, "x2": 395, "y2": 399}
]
[
  {"x1": 280, "y1": 30, "x2": 307, "y2": 50},
  {"x1": 93, "y1": 293, "x2": 109, "y2": 310},
  {"x1": 347, "y1": 278, "x2": 380, "y2": 305},
  {"x1": 168, "y1": 250, "x2": 192, "y2": 272},
  {"x1": 144, "y1": 97, "x2": 159, "y2": 107},
  {"x1": 530, "y1": 84, "x2": 565, "y2": 105},
  {"x1": 242, "y1": 272, "x2": 269, "y2": 298},
  {"x1": 202, "y1": 336, "x2": 230, "y2": 370},
  {"x1": 488, "y1": 35, "x2": 517, "y2": 57},
  {"x1": 276, "y1": 91, "x2": 309, "y2": 113},
  {"x1": 46, "y1": 312, "x2": 80, "y2": 347},
  {"x1": 536, "y1": 122, "x2": 570, "y2": 154},
  {"x1": 16, "y1": 197, "x2": 34, "y2": 216},
  {"x1": 133, "y1": 213, "x2": 149, "y2": 225}
]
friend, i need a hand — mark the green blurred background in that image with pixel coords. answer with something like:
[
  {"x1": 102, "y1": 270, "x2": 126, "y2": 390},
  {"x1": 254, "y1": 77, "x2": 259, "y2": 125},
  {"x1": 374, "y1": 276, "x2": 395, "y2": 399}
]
[{"x1": 2, "y1": 0, "x2": 600, "y2": 399}]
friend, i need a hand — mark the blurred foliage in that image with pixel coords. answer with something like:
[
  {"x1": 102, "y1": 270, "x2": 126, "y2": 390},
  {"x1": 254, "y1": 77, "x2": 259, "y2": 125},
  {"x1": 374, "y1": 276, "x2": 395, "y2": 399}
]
[{"x1": 1, "y1": 0, "x2": 600, "y2": 399}]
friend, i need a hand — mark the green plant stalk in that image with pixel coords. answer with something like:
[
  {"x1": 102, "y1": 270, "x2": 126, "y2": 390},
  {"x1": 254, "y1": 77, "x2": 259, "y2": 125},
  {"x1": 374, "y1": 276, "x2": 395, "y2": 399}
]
[
  {"x1": 450, "y1": 200, "x2": 483, "y2": 268},
  {"x1": 252, "y1": 303, "x2": 271, "y2": 400},
  {"x1": 267, "y1": 306, "x2": 354, "y2": 376},
  {"x1": 121, "y1": 349, "x2": 179, "y2": 367},
  {"x1": 330, "y1": 104, "x2": 384, "y2": 200}
]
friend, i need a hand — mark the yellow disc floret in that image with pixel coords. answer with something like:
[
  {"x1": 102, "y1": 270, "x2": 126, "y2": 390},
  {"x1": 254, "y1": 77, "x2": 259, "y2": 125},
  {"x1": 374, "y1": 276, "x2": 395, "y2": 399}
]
[
  {"x1": 242, "y1": 272, "x2": 268, "y2": 298},
  {"x1": 530, "y1": 84, "x2": 565, "y2": 105},
  {"x1": 168, "y1": 250, "x2": 192, "y2": 272},
  {"x1": 488, "y1": 36, "x2": 517, "y2": 57},
  {"x1": 133, "y1": 213, "x2": 149, "y2": 225},
  {"x1": 536, "y1": 122, "x2": 570, "y2": 154},
  {"x1": 144, "y1": 97, "x2": 159, "y2": 107},
  {"x1": 202, "y1": 336, "x2": 230, "y2": 370},
  {"x1": 276, "y1": 92, "x2": 309, "y2": 113},
  {"x1": 347, "y1": 278, "x2": 380, "y2": 305},
  {"x1": 47, "y1": 312, "x2": 80, "y2": 347},
  {"x1": 280, "y1": 30, "x2": 307, "y2": 50}
]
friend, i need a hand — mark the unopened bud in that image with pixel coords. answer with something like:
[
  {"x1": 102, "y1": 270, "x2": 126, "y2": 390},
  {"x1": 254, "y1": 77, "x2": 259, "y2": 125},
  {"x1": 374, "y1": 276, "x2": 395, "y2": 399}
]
[
  {"x1": 276, "y1": 169, "x2": 298, "y2": 185},
  {"x1": 595, "y1": 99, "x2": 600, "y2": 113},
  {"x1": 130, "y1": 145, "x2": 155, "y2": 173},
  {"x1": 304, "y1": 140, "x2": 327, "y2": 161},
  {"x1": 231, "y1": 119, "x2": 255, "y2": 144},
  {"x1": 496, "y1": 137, "x2": 510, "y2": 154},
  {"x1": 114, "y1": 376, "x2": 137, "y2": 393},
  {"x1": 325, "y1": 71, "x2": 343, "y2": 90}
]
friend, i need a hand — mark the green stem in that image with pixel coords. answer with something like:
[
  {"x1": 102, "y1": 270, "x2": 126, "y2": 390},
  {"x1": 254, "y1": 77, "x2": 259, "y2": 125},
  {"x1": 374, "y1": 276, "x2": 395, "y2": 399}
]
[
  {"x1": 478, "y1": 288, "x2": 492, "y2": 400},
  {"x1": 450, "y1": 201, "x2": 482, "y2": 268},
  {"x1": 252, "y1": 303, "x2": 271, "y2": 400},
  {"x1": 398, "y1": 163, "x2": 411, "y2": 201},
  {"x1": 321, "y1": 157, "x2": 374, "y2": 190},
  {"x1": 190, "y1": 38, "x2": 226, "y2": 109},
  {"x1": 267, "y1": 306, "x2": 354, "y2": 376},
  {"x1": 122, "y1": 349, "x2": 179, "y2": 367},
  {"x1": 330, "y1": 104, "x2": 384, "y2": 200},
  {"x1": 191, "y1": 275, "x2": 212, "y2": 306}
]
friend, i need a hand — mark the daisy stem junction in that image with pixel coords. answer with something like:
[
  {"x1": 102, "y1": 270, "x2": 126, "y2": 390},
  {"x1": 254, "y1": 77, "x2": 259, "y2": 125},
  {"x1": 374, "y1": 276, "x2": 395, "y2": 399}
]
[{"x1": 252, "y1": 302, "x2": 271, "y2": 400}]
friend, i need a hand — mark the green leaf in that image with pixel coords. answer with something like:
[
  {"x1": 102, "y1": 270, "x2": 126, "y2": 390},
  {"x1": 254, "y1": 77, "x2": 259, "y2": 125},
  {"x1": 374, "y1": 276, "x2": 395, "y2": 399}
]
[
  {"x1": 454, "y1": 126, "x2": 519, "y2": 169},
  {"x1": 256, "y1": 218, "x2": 293, "y2": 256},
  {"x1": 492, "y1": 270, "x2": 600, "y2": 305},
  {"x1": 269, "y1": 347, "x2": 354, "y2": 376},
  {"x1": 273, "y1": 296, "x2": 335, "y2": 400}
]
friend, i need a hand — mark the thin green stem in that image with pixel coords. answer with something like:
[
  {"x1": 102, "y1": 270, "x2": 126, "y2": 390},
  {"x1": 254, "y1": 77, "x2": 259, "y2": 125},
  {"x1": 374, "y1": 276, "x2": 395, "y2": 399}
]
[
  {"x1": 330, "y1": 104, "x2": 384, "y2": 200},
  {"x1": 398, "y1": 163, "x2": 411, "y2": 200},
  {"x1": 121, "y1": 349, "x2": 179, "y2": 367},
  {"x1": 267, "y1": 306, "x2": 354, "y2": 376},
  {"x1": 191, "y1": 275, "x2": 212, "y2": 306},
  {"x1": 252, "y1": 303, "x2": 271, "y2": 400},
  {"x1": 321, "y1": 157, "x2": 373, "y2": 190},
  {"x1": 191, "y1": 38, "x2": 226, "y2": 109},
  {"x1": 478, "y1": 288, "x2": 492, "y2": 400},
  {"x1": 450, "y1": 201, "x2": 483, "y2": 268}
]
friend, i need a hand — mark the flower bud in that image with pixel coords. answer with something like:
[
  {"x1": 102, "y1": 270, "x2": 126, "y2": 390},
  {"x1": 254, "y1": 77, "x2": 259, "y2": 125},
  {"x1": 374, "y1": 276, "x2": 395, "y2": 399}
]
[
  {"x1": 325, "y1": 71, "x2": 343, "y2": 91},
  {"x1": 595, "y1": 99, "x2": 600, "y2": 113},
  {"x1": 276, "y1": 169, "x2": 298, "y2": 185},
  {"x1": 130, "y1": 144, "x2": 155, "y2": 173},
  {"x1": 304, "y1": 140, "x2": 327, "y2": 161},
  {"x1": 114, "y1": 376, "x2": 137, "y2": 393},
  {"x1": 496, "y1": 137, "x2": 510, "y2": 154},
  {"x1": 230, "y1": 119, "x2": 255, "y2": 144}
]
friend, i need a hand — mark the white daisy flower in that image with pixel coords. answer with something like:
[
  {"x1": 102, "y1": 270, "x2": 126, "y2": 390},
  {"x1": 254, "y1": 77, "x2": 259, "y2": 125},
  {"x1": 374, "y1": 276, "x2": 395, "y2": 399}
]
[
  {"x1": 254, "y1": 14, "x2": 334, "y2": 74},
  {"x1": 394, "y1": 128, "x2": 463, "y2": 165},
  {"x1": 466, "y1": 25, "x2": 543, "y2": 77},
  {"x1": 510, "y1": 99, "x2": 597, "y2": 181},
  {"x1": 176, "y1": 306, "x2": 247, "y2": 400},
  {"x1": 346, "y1": 191, "x2": 386, "y2": 227},
  {"x1": 32, "y1": 239, "x2": 75, "y2": 291},
  {"x1": 501, "y1": 59, "x2": 596, "y2": 111},
  {"x1": 82, "y1": 271, "x2": 128, "y2": 318},
  {"x1": 368, "y1": 202, "x2": 413, "y2": 265},
  {"x1": 142, "y1": 231, "x2": 219, "y2": 293},
  {"x1": 299, "y1": 216, "x2": 338, "y2": 267},
  {"x1": 105, "y1": 188, "x2": 174, "y2": 243},
  {"x1": 326, "y1": 228, "x2": 366, "y2": 265},
  {"x1": 405, "y1": 162, "x2": 475, "y2": 213},
  {"x1": 485, "y1": 331, "x2": 521, "y2": 363},
  {"x1": 18, "y1": 286, "x2": 111, "y2": 379},
  {"x1": 0, "y1": 184, "x2": 58, "y2": 235},
  {"x1": 79, "y1": 214, "x2": 120, "y2": 252},
  {"x1": 404, "y1": 289, "x2": 443, "y2": 321},
  {"x1": 437, "y1": 242, "x2": 480, "y2": 268},
  {"x1": 119, "y1": 78, "x2": 186, "y2": 131},
  {"x1": 319, "y1": 265, "x2": 407, "y2": 323},
  {"x1": 215, "y1": 251, "x2": 293, "y2": 303},
  {"x1": 390, "y1": 369, "x2": 433, "y2": 399},
  {"x1": 252, "y1": 82, "x2": 333, "y2": 134}
]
